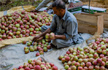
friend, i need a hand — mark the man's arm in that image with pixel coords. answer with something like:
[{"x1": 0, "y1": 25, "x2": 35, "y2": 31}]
[
  {"x1": 35, "y1": 0, "x2": 51, "y2": 11},
  {"x1": 39, "y1": 28, "x2": 51, "y2": 37},
  {"x1": 55, "y1": 35, "x2": 66, "y2": 40},
  {"x1": 32, "y1": 28, "x2": 51, "y2": 42}
]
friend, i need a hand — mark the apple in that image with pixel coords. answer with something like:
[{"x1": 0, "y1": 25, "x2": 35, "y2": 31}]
[
  {"x1": 24, "y1": 49, "x2": 29, "y2": 54},
  {"x1": 12, "y1": 68, "x2": 18, "y2": 70},
  {"x1": 27, "y1": 42, "x2": 31, "y2": 46},
  {"x1": 83, "y1": 67, "x2": 88, "y2": 70},
  {"x1": 18, "y1": 65, "x2": 23, "y2": 69},
  {"x1": 102, "y1": 50, "x2": 106, "y2": 55},
  {"x1": 101, "y1": 45, "x2": 106, "y2": 50},
  {"x1": 65, "y1": 65, "x2": 69, "y2": 70},
  {"x1": 86, "y1": 62, "x2": 91, "y2": 67},
  {"x1": 92, "y1": 60, "x2": 97, "y2": 65},
  {"x1": 78, "y1": 66, "x2": 83, "y2": 70},
  {"x1": 28, "y1": 59, "x2": 32, "y2": 64},
  {"x1": 34, "y1": 45, "x2": 37, "y2": 51},
  {"x1": 29, "y1": 46, "x2": 34, "y2": 52},
  {"x1": 66, "y1": 51, "x2": 70, "y2": 54},
  {"x1": 68, "y1": 48, "x2": 73, "y2": 53},
  {"x1": 95, "y1": 65, "x2": 99, "y2": 70},
  {"x1": 39, "y1": 51, "x2": 44, "y2": 55},
  {"x1": 52, "y1": 66, "x2": 58, "y2": 70},
  {"x1": 58, "y1": 55, "x2": 64, "y2": 60},
  {"x1": 88, "y1": 66, "x2": 93, "y2": 70},
  {"x1": 71, "y1": 66, "x2": 76, "y2": 70},
  {"x1": 45, "y1": 33, "x2": 50, "y2": 39},
  {"x1": 50, "y1": 33, "x2": 55, "y2": 39},
  {"x1": 97, "y1": 58, "x2": 102, "y2": 63},
  {"x1": 36, "y1": 52, "x2": 40, "y2": 56},
  {"x1": 101, "y1": 61, "x2": 105, "y2": 66},
  {"x1": 47, "y1": 45, "x2": 51, "y2": 49},
  {"x1": 89, "y1": 54, "x2": 93, "y2": 58},
  {"x1": 43, "y1": 47, "x2": 47, "y2": 52},
  {"x1": 73, "y1": 56, "x2": 78, "y2": 61},
  {"x1": 62, "y1": 58, "x2": 65, "y2": 63},
  {"x1": 97, "y1": 48, "x2": 102, "y2": 54},
  {"x1": 80, "y1": 62, "x2": 85, "y2": 67},
  {"x1": 100, "y1": 54, "x2": 104, "y2": 58},
  {"x1": 94, "y1": 53, "x2": 98, "y2": 59},
  {"x1": 78, "y1": 59, "x2": 83, "y2": 63},
  {"x1": 67, "y1": 61, "x2": 71, "y2": 66},
  {"x1": 102, "y1": 57, "x2": 106, "y2": 62},
  {"x1": 100, "y1": 66, "x2": 105, "y2": 70},
  {"x1": 15, "y1": 24, "x2": 20, "y2": 28},
  {"x1": 22, "y1": 41, "x2": 26, "y2": 44},
  {"x1": 29, "y1": 28, "x2": 34, "y2": 32},
  {"x1": 75, "y1": 62, "x2": 80, "y2": 66},
  {"x1": 35, "y1": 60, "x2": 41, "y2": 65},
  {"x1": 34, "y1": 65, "x2": 41, "y2": 70}
]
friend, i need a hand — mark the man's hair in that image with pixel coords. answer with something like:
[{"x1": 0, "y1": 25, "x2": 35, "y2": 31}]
[{"x1": 52, "y1": 0, "x2": 65, "y2": 9}]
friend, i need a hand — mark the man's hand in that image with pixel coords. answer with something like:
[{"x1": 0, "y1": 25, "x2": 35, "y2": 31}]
[
  {"x1": 48, "y1": 33, "x2": 56, "y2": 41},
  {"x1": 32, "y1": 35, "x2": 41, "y2": 42}
]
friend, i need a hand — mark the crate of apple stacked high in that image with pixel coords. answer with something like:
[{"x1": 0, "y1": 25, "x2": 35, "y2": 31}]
[
  {"x1": 58, "y1": 38, "x2": 108, "y2": 70},
  {"x1": 68, "y1": 1, "x2": 83, "y2": 12},
  {"x1": 12, "y1": 57, "x2": 58, "y2": 70},
  {"x1": 0, "y1": 10, "x2": 53, "y2": 47}
]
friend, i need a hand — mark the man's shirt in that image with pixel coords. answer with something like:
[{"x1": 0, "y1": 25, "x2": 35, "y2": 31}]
[{"x1": 50, "y1": 10, "x2": 78, "y2": 40}]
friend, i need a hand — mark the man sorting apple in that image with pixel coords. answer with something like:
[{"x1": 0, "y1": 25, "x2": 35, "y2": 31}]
[{"x1": 32, "y1": 0, "x2": 83, "y2": 49}]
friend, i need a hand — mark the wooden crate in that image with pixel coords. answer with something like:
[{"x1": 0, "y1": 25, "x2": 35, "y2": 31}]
[{"x1": 74, "y1": 13, "x2": 103, "y2": 40}]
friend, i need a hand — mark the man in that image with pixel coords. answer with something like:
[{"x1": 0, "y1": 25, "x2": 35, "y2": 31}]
[
  {"x1": 32, "y1": 0, "x2": 83, "y2": 49},
  {"x1": 32, "y1": 0, "x2": 68, "y2": 12}
]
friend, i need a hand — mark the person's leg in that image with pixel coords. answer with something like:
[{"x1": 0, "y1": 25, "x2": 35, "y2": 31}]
[{"x1": 51, "y1": 39, "x2": 73, "y2": 49}]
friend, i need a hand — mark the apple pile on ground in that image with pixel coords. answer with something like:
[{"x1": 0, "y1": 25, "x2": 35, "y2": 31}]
[
  {"x1": 12, "y1": 57, "x2": 58, "y2": 70},
  {"x1": 0, "y1": 11, "x2": 53, "y2": 41},
  {"x1": 23, "y1": 39, "x2": 51, "y2": 55},
  {"x1": 58, "y1": 38, "x2": 108, "y2": 70}
]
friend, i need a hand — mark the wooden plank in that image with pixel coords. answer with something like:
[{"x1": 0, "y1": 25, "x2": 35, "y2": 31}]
[
  {"x1": 97, "y1": 15, "x2": 104, "y2": 34},
  {"x1": 74, "y1": 13, "x2": 98, "y2": 24},
  {"x1": 95, "y1": 13, "x2": 108, "y2": 28}
]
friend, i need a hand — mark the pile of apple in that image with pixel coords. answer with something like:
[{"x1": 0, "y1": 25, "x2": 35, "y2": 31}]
[
  {"x1": 58, "y1": 38, "x2": 108, "y2": 70},
  {"x1": 13, "y1": 57, "x2": 58, "y2": 70},
  {"x1": 0, "y1": 10, "x2": 53, "y2": 41},
  {"x1": 23, "y1": 38, "x2": 51, "y2": 55}
]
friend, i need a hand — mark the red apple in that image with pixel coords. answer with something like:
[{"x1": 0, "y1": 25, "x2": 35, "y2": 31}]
[
  {"x1": 34, "y1": 65, "x2": 41, "y2": 70},
  {"x1": 36, "y1": 53, "x2": 40, "y2": 56},
  {"x1": 52, "y1": 66, "x2": 58, "y2": 70}
]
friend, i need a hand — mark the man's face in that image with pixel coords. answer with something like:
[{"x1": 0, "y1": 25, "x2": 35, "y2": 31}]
[{"x1": 52, "y1": 7, "x2": 62, "y2": 17}]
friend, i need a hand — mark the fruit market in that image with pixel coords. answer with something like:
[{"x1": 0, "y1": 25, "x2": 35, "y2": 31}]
[{"x1": 0, "y1": 0, "x2": 108, "y2": 70}]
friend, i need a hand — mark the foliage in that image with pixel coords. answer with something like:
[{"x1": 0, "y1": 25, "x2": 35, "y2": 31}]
[{"x1": 0, "y1": 0, "x2": 42, "y2": 11}]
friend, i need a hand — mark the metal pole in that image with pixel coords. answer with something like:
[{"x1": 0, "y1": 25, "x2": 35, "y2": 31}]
[{"x1": 89, "y1": 0, "x2": 91, "y2": 14}]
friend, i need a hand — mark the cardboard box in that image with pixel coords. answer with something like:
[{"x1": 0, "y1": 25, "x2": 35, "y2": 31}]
[{"x1": 82, "y1": 6, "x2": 106, "y2": 14}]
